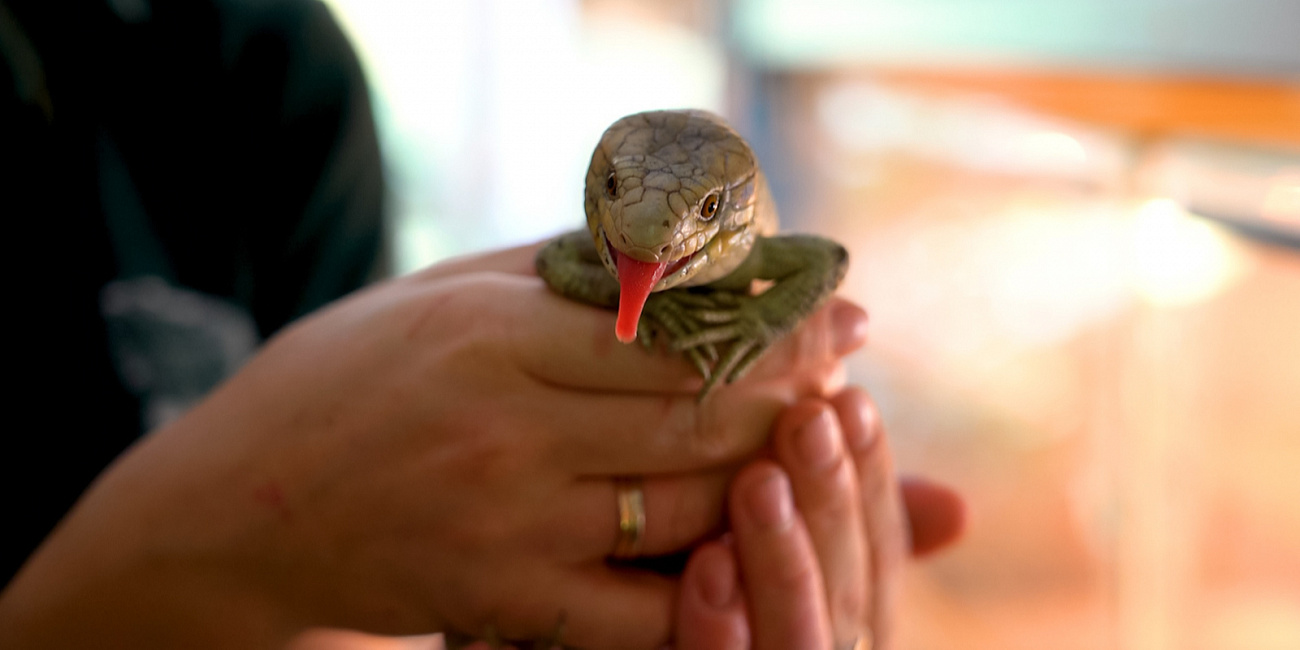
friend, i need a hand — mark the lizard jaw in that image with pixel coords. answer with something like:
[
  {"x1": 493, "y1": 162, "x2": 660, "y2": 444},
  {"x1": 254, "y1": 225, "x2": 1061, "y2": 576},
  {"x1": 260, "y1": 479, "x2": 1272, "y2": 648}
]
[
  {"x1": 600, "y1": 228, "x2": 706, "y2": 291},
  {"x1": 601, "y1": 230, "x2": 704, "y2": 342}
]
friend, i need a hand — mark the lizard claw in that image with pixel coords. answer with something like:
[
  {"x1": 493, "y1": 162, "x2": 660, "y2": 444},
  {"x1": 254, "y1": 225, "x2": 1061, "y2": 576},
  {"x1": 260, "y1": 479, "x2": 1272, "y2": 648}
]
[
  {"x1": 676, "y1": 294, "x2": 780, "y2": 397},
  {"x1": 638, "y1": 289, "x2": 785, "y2": 399},
  {"x1": 641, "y1": 291, "x2": 723, "y2": 376}
]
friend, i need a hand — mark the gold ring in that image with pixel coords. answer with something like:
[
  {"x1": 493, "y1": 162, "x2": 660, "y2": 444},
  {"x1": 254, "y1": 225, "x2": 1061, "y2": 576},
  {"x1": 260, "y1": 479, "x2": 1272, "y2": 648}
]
[{"x1": 613, "y1": 477, "x2": 646, "y2": 558}]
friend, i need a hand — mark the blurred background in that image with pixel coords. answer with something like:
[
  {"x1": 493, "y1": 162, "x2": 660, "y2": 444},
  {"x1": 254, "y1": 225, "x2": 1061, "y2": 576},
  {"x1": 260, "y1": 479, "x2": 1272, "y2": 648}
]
[{"x1": 318, "y1": 0, "x2": 1300, "y2": 648}]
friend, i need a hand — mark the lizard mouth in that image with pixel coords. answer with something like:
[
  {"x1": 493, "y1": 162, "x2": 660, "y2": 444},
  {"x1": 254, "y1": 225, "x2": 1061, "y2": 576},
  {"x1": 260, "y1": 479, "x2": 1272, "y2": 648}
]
[
  {"x1": 601, "y1": 229, "x2": 709, "y2": 343},
  {"x1": 601, "y1": 229, "x2": 706, "y2": 290}
]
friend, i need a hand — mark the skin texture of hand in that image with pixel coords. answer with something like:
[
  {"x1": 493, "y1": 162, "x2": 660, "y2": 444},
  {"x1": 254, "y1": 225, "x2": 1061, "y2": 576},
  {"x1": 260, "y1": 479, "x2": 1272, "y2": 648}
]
[
  {"x1": 676, "y1": 389, "x2": 966, "y2": 650},
  {"x1": 290, "y1": 391, "x2": 966, "y2": 650},
  {"x1": 0, "y1": 242, "x2": 866, "y2": 650}
]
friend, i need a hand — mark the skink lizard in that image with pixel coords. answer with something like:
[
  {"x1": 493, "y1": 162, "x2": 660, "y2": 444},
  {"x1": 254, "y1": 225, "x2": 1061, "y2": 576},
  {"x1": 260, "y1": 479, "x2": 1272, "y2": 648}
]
[
  {"x1": 446, "y1": 109, "x2": 848, "y2": 650},
  {"x1": 537, "y1": 109, "x2": 848, "y2": 397}
]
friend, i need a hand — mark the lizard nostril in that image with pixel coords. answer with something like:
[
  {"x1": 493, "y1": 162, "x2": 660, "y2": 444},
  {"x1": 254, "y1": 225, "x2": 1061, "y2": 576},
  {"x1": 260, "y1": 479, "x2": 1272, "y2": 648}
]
[{"x1": 659, "y1": 244, "x2": 669, "y2": 254}]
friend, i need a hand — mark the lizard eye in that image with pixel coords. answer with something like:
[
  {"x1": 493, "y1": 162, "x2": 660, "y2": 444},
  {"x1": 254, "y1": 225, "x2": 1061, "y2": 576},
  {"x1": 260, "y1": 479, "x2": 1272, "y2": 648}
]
[
  {"x1": 700, "y1": 193, "x2": 720, "y2": 221},
  {"x1": 605, "y1": 172, "x2": 618, "y2": 199}
]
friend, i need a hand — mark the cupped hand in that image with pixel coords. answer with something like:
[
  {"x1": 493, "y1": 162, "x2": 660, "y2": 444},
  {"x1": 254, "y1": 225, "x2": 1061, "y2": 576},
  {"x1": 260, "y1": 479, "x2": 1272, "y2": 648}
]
[
  {"x1": 0, "y1": 241, "x2": 868, "y2": 650},
  {"x1": 676, "y1": 388, "x2": 965, "y2": 650}
]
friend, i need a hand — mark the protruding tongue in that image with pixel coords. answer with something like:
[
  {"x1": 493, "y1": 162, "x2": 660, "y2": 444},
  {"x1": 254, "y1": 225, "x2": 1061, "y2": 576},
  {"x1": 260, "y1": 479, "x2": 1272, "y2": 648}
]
[{"x1": 615, "y1": 250, "x2": 668, "y2": 343}]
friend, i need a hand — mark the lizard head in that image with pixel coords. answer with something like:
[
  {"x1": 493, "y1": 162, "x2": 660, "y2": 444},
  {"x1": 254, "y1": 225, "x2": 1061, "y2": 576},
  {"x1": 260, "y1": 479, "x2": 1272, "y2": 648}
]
[{"x1": 583, "y1": 110, "x2": 766, "y2": 342}]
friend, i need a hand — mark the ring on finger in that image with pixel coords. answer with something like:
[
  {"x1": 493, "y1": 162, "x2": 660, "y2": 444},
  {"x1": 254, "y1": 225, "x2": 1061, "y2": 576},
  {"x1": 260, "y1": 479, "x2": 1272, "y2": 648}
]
[{"x1": 612, "y1": 476, "x2": 646, "y2": 558}]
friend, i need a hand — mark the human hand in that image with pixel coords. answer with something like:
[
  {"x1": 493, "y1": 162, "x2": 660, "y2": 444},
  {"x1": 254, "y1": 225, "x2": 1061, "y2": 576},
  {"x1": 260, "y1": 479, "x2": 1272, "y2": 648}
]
[
  {"x1": 676, "y1": 388, "x2": 965, "y2": 650},
  {"x1": 0, "y1": 241, "x2": 868, "y2": 649}
]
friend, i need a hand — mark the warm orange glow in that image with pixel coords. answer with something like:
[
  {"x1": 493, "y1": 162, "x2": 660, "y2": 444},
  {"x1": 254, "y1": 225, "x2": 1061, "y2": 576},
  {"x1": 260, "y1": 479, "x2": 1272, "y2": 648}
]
[
  {"x1": 1262, "y1": 169, "x2": 1300, "y2": 225},
  {"x1": 781, "y1": 70, "x2": 1300, "y2": 650},
  {"x1": 864, "y1": 68, "x2": 1300, "y2": 148}
]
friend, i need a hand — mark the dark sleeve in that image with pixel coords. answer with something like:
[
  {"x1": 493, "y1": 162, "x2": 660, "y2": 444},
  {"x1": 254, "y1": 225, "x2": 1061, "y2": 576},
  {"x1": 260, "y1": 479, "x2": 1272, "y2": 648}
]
[
  {"x1": 214, "y1": 0, "x2": 387, "y2": 333},
  {"x1": 132, "y1": 0, "x2": 388, "y2": 335},
  {"x1": 1, "y1": 0, "x2": 386, "y2": 585}
]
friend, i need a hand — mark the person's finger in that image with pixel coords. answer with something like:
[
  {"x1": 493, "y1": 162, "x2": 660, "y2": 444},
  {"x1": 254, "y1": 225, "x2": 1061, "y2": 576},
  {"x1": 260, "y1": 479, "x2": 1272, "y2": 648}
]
[
  {"x1": 831, "y1": 386, "x2": 907, "y2": 650},
  {"x1": 900, "y1": 476, "x2": 967, "y2": 557},
  {"x1": 410, "y1": 240, "x2": 546, "y2": 281},
  {"x1": 675, "y1": 539, "x2": 749, "y2": 650},
  {"x1": 831, "y1": 298, "x2": 870, "y2": 356},
  {"x1": 442, "y1": 366, "x2": 786, "y2": 477},
  {"x1": 521, "y1": 311, "x2": 855, "y2": 476},
  {"x1": 542, "y1": 385, "x2": 793, "y2": 475},
  {"x1": 543, "y1": 472, "x2": 731, "y2": 560},
  {"x1": 772, "y1": 400, "x2": 869, "y2": 649},
  {"x1": 481, "y1": 564, "x2": 678, "y2": 649},
  {"x1": 730, "y1": 461, "x2": 833, "y2": 650}
]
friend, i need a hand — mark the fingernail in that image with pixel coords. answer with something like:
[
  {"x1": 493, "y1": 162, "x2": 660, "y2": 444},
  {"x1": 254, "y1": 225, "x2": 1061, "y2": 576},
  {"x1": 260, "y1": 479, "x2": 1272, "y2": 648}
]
[
  {"x1": 831, "y1": 301, "x2": 869, "y2": 354},
  {"x1": 796, "y1": 407, "x2": 840, "y2": 471},
  {"x1": 746, "y1": 470, "x2": 794, "y2": 530},
  {"x1": 698, "y1": 547, "x2": 737, "y2": 609}
]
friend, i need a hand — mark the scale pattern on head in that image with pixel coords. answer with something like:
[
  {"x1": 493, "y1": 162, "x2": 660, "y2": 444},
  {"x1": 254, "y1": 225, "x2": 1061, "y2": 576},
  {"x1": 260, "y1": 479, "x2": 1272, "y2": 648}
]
[{"x1": 584, "y1": 110, "x2": 774, "y2": 291}]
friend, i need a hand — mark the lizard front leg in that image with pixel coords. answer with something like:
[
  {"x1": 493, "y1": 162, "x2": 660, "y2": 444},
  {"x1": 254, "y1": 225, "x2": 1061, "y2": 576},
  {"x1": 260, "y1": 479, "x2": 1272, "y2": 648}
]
[
  {"x1": 535, "y1": 230, "x2": 621, "y2": 310},
  {"x1": 674, "y1": 234, "x2": 848, "y2": 395}
]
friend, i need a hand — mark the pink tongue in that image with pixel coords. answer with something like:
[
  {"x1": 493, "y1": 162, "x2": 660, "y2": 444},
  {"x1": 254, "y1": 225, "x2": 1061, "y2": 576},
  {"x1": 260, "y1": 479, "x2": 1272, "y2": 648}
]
[{"x1": 615, "y1": 251, "x2": 668, "y2": 343}]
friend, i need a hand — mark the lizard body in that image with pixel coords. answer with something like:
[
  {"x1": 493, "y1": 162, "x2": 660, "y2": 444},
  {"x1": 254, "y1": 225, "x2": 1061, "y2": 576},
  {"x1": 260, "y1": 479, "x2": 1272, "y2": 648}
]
[{"x1": 536, "y1": 109, "x2": 848, "y2": 396}]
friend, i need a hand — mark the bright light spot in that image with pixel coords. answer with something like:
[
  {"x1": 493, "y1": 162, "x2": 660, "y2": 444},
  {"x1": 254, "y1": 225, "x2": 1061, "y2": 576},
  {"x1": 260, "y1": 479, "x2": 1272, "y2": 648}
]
[
  {"x1": 815, "y1": 81, "x2": 916, "y2": 152},
  {"x1": 1130, "y1": 199, "x2": 1248, "y2": 307},
  {"x1": 580, "y1": 15, "x2": 725, "y2": 124},
  {"x1": 1019, "y1": 131, "x2": 1088, "y2": 170},
  {"x1": 1261, "y1": 168, "x2": 1300, "y2": 225}
]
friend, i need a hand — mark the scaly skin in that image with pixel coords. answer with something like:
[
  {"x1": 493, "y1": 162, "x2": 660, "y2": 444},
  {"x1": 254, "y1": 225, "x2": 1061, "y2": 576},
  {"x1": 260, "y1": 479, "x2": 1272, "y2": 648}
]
[
  {"x1": 451, "y1": 110, "x2": 847, "y2": 648},
  {"x1": 537, "y1": 109, "x2": 848, "y2": 397}
]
